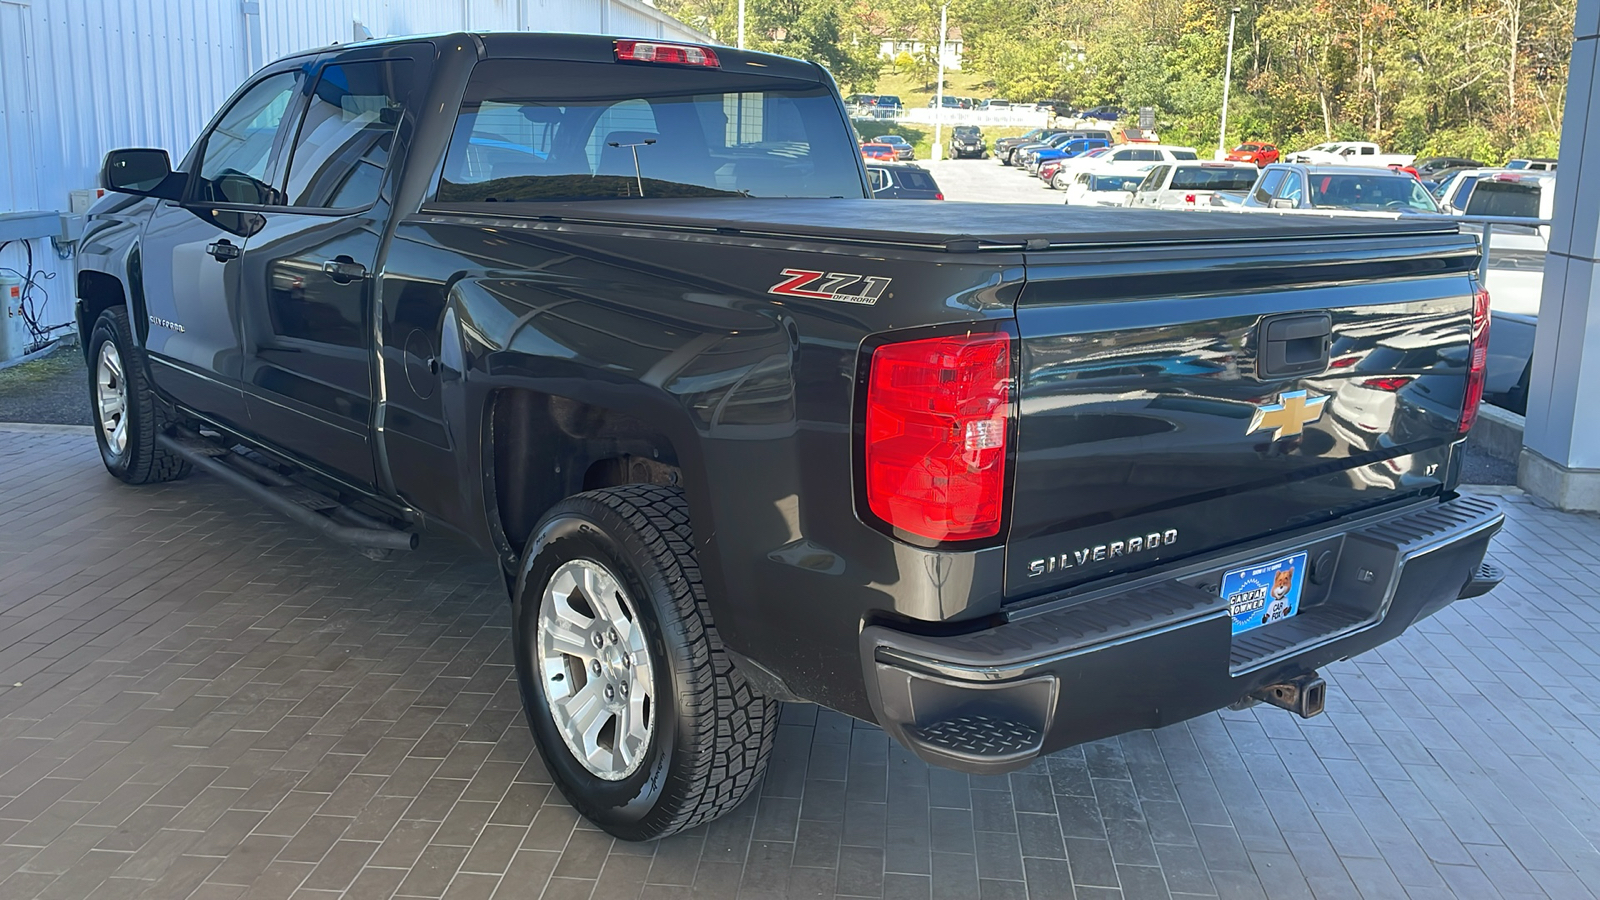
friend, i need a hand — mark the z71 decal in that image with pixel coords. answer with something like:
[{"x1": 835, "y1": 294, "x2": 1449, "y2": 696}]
[{"x1": 768, "y1": 268, "x2": 891, "y2": 305}]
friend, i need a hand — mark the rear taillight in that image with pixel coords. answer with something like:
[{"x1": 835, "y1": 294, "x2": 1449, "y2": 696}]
[
  {"x1": 615, "y1": 39, "x2": 720, "y2": 67},
  {"x1": 1360, "y1": 376, "x2": 1414, "y2": 392},
  {"x1": 1459, "y1": 288, "x2": 1490, "y2": 434},
  {"x1": 1184, "y1": 194, "x2": 1196, "y2": 205},
  {"x1": 934, "y1": 193, "x2": 944, "y2": 201},
  {"x1": 864, "y1": 332, "x2": 1012, "y2": 542}
]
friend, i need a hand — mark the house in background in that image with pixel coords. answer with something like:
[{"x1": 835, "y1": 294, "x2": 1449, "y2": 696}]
[{"x1": 878, "y1": 26, "x2": 963, "y2": 71}]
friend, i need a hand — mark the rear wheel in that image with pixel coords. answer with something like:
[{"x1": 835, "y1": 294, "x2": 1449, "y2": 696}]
[
  {"x1": 511, "y1": 485, "x2": 777, "y2": 840},
  {"x1": 1052, "y1": 172, "x2": 1069, "y2": 191},
  {"x1": 87, "y1": 308, "x2": 190, "y2": 484}
]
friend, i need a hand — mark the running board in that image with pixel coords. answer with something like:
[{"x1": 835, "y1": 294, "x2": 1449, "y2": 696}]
[{"x1": 156, "y1": 430, "x2": 418, "y2": 554}]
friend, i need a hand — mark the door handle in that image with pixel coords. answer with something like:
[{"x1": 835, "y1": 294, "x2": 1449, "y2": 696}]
[
  {"x1": 206, "y1": 240, "x2": 240, "y2": 262},
  {"x1": 1258, "y1": 313, "x2": 1332, "y2": 378},
  {"x1": 321, "y1": 255, "x2": 367, "y2": 284}
]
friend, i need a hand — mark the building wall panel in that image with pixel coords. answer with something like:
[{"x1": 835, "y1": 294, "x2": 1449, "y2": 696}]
[{"x1": 0, "y1": 0, "x2": 705, "y2": 345}]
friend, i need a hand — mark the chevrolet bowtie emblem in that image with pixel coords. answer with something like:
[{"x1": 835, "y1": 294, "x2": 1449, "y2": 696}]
[{"x1": 1247, "y1": 389, "x2": 1328, "y2": 440}]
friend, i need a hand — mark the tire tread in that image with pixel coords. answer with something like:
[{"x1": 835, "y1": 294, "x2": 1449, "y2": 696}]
[{"x1": 556, "y1": 485, "x2": 777, "y2": 837}]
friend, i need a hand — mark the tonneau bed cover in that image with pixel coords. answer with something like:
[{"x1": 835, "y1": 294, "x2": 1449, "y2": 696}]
[{"x1": 422, "y1": 199, "x2": 1462, "y2": 251}]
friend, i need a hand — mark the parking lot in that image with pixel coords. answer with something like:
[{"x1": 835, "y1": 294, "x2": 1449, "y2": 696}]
[
  {"x1": 0, "y1": 423, "x2": 1595, "y2": 900},
  {"x1": 920, "y1": 159, "x2": 1064, "y2": 204}
]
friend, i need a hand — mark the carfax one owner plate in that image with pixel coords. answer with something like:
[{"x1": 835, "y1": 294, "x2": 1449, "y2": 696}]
[{"x1": 1223, "y1": 551, "x2": 1308, "y2": 634}]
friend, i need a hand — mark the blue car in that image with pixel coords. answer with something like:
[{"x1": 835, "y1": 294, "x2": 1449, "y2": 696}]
[{"x1": 1030, "y1": 138, "x2": 1110, "y2": 174}]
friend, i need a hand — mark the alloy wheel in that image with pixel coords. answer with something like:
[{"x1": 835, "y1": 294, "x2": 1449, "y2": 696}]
[
  {"x1": 536, "y1": 558, "x2": 656, "y2": 780},
  {"x1": 96, "y1": 341, "x2": 129, "y2": 457}
]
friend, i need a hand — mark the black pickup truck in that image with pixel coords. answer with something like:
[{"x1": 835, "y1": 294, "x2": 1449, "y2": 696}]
[{"x1": 77, "y1": 32, "x2": 1503, "y2": 841}]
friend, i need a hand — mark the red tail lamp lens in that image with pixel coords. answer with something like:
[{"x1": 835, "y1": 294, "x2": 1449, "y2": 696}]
[
  {"x1": 864, "y1": 333, "x2": 1012, "y2": 542},
  {"x1": 1459, "y1": 288, "x2": 1491, "y2": 434}
]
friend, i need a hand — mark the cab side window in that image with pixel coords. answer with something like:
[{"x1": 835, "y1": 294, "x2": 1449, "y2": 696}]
[
  {"x1": 1275, "y1": 173, "x2": 1304, "y2": 204},
  {"x1": 192, "y1": 72, "x2": 302, "y2": 206},
  {"x1": 1253, "y1": 169, "x2": 1286, "y2": 204},
  {"x1": 281, "y1": 60, "x2": 415, "y2": 209}
]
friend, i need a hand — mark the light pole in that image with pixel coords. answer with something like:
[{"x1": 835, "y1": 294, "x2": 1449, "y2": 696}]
[
  {"x1": 1216, "y1": 6, "x2": 1240, "y2": 160},
  {"x1": 933, "y1": 2, "x2": 948, "y2": 160},
  {"x1": 738, "y1": 0, "x2": 745, "y2": 49}
]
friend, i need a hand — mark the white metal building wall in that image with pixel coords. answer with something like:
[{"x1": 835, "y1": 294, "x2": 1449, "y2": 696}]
[{"x1": 0, "y1": 0, "x2": 704, "y2": 347}]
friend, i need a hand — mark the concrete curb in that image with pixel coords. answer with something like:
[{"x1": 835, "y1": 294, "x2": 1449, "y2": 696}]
[
  {"x1": 0, "y1": 422, "x2": 95, "y2": 435},
  {"x1": 1467, "y1": 404, "x2": 1524, "y2": 462}
]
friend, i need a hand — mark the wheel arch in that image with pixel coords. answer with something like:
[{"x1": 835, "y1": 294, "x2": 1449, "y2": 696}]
[{"x1": 486, "y1": 387, "x2": 688, "y2": 561}]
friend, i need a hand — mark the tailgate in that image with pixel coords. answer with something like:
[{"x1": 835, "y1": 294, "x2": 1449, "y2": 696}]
[{"x1": 1005, "y1": 232, "x2": 1481, "y2": 598}]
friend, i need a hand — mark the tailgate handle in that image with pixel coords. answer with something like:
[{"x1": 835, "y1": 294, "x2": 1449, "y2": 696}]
[{"x1": 1259, "y1": 313, "x2": 1332, "y2": 378}]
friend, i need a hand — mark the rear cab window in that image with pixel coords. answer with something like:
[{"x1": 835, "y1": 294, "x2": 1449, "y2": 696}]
[
  {"x1": 1464, "y1": 180, "x2": 1542, "y2": 218},
  {"x1": 1169, "y1": 167, "x2": 1259, "y2": 192},
  {"x1": 436, "y1": 58, "x2": 866, "y2": 202}
]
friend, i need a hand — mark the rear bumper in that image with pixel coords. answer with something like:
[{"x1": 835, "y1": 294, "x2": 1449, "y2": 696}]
[{"x1": 860, "y1": 495, "x2": 1502, "y2": 774}]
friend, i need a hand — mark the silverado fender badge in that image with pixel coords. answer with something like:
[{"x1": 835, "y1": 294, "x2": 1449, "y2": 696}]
[
  {"x1": 1247, "y1": 389, "x2": 1328, "y2": 440},
  {"x1": 1028, "y1": 529, "x2": 1178, "y2": 577},
  {"x1": 768, "y1": 268, "x2": 891, "y2": 305},
  {"x1": 148, "y1": 315, "x2": 185, "y2": 334}
]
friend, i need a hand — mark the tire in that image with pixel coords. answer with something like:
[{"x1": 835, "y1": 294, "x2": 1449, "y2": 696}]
[
  {"x1": 511, "y1": 485, "x2": 777, "y2": 841},
  {"x1": 1052, "y1": 172, "x2": 1068, "y2": 191},
  {"x1": 87, "y1": 307, "x2": 191, "y2": 484}
]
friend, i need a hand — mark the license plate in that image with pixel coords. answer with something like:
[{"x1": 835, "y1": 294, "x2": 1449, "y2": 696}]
[{"x1": 1223, "y1": 552, "x2": 1308, "y2": 635}]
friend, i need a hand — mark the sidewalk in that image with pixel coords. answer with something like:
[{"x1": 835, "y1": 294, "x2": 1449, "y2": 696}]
[{"x1": 0, "y1": 425, "x2": 1596, "y2": 900}]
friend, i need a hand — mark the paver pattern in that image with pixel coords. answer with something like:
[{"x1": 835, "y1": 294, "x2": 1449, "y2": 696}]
[{"x1": 0, "y1": 424, "x2": 1597, "y2": 900}]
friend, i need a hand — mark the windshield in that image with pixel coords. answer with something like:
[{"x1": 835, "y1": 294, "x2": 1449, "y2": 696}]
[
  {"x1": 1235, "y1": 144, "x2": 1259, "y2": 152},
  {"x1": 437, "y1": 60, "x2": 864, "y2": 202},
  {"x1": 1307, "y1": 173, "x2": 1439, "y2": 212},
  {"x1": 1169, "y1": 167, "x2": 1260, "y2": 191},
  {"x1": 1170, "y1": 150, "x2": 1199, "y2": 160}
]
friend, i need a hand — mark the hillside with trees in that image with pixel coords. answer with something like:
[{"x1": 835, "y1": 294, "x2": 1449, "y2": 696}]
[{"x1": 656, "y1": 0, "x2": 1575, "y2": 160}]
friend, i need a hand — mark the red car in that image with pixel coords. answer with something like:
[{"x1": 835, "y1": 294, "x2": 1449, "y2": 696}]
[
  {"x1": 861, "y1": 143, "x2": 897, "y2": 161},
  {"x1": 1226, "y1": 142, "x2": 1280, "y2": 167}
]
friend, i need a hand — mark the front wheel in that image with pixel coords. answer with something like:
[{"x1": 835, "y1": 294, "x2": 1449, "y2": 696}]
[
  {"x1": 511, "y1": 485, "x2": 777, "y2": 840},
  {"x1": 87, "y1": 308, "x2": 190, "y2": 484}
]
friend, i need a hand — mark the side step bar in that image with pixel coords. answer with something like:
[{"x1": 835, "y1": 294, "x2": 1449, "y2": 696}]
[{"x1": 156, "y1": 430, "x2": 418, "y2": 553}]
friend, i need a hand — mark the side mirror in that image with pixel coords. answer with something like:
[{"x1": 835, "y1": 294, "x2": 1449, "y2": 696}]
[
  {"x1": 1269, "y1": 198, "x2": 1296, "y2": 209},
  {"x1": 102, "y1": 149, "x2": 185, "y2": 200}
]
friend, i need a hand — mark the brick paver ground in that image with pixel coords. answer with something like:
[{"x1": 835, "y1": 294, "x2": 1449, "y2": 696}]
[{"x1": 1, "y1": 424, "x2": 1598, "y2": 900}]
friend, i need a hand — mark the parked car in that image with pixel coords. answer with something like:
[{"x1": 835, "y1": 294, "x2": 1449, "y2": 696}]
[
  {"x1": 1046, "y1": 147, "x2": 1114, "y2": 188},
  {"x1": 1241, "y1": 164, "x2": 1441, "y2": 213},
  {"x1": 1436, "y1": 168, "x2": 1500, "y2": 213},
  {"x1": 1452, "y1": 171, "x2": 1559, "y2": 413},
  {"x1": 1030, "y1": 138, "x2": 1111, "y2": 175},
  {"x1": 1287, "y1": 141, "x2": 1415, "y2": 168},
  {"x1": 872, "y1": 134, "x2": 914, "y2": 160},
  {"x1": 1074, "y1": 144, "x2": 1201, "y2": 178},
  {"x1": 866, "y1": 163, "x2": 944, "y2": 199},
  {"x1": 875, "y1": 95, "x2": 903, "y2": 118},
  {"x1": 994, "y1": 128, "x2": 1065, "y2": 165},
  {"x1": 1506, "y1": 158, "x2": 1557, "y2": 171},
  {"x1": 1061, "y1": 171, "x2": 1143, "y2": 205},
  {"x1": 1129, "y1": 162, "x2": 1261, "y2": 209},
  {"x1": 1413, "y1": 156, "x2": 1483, "y2": 180},
  {"x1": 861, "y1": 142, "x2": 897, "y2": 161},
  {"x1": 1081, "y1": 105, "x2": 1124, "y2": 121},
  {"x1": 80, "y1": 30, "x2": 1502, "y2": 845},
  {"x1": 928, "y1": 96, "x2": 962, "y2": 109},
  {"x1": 980, "y1": 98, "x2": 1011, "y2": 110},
  {"x1": 1009, "y1": 132, "x2": 1082, "y2": 169},
  {"x1": 947, "y1": 125, "x2": 986, "y2": 159},
  {"x1": 1226, "y1": 143, "x2": 1280, "y2": 167}
]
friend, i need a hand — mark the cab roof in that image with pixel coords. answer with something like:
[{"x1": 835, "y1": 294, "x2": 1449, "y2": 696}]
[{"x1": 284, "y1": 31, "x2": 824, "y2": 83}]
